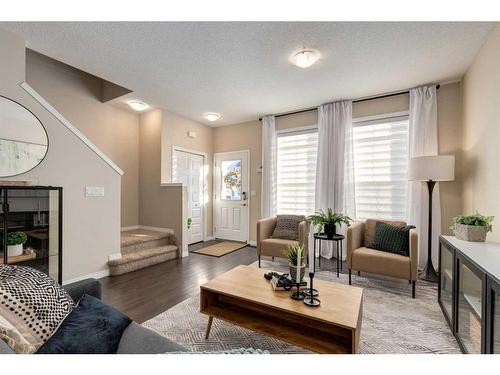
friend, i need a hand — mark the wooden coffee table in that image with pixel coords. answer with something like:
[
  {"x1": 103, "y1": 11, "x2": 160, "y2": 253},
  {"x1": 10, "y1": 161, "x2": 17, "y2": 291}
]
[{"x1": 200, "y1": 265, "x2": 363, "y2": 353}]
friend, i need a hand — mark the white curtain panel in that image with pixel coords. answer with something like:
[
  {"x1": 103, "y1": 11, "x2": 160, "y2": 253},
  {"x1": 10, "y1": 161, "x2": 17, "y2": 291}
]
[
  {"x1": 408, "y1": 85, "x2": 441, "y2": 270},
  {"x1": 314, "y1": 101, "x2": 355, "y2": 259},
  {"x1": 261, "y1": 115, "x2": 277, "y2": 218}
]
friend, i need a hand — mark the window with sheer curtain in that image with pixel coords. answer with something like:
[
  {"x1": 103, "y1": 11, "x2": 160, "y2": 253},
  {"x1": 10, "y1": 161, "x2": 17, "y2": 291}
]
[
  {"x1": 276, "y1": 128, "x2": 318, "y2": 216},
  {"x1": 352, "y1": 114, "x2": 410, "y2": 221}
]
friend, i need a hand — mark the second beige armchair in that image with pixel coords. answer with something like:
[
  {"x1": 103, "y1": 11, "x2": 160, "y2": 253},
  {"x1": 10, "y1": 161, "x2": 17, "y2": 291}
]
[
  {"x1": 346, "y1": 219, "x2": 418, "y2": 298},
  {"x1": 256, "y1": 216, "x2": 309, "y2": 267}
]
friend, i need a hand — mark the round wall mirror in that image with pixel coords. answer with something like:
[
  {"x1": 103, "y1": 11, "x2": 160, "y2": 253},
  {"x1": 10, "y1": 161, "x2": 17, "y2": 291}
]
[{"x1": 0, "y1": 96, "x2": 48, "y2": 177}]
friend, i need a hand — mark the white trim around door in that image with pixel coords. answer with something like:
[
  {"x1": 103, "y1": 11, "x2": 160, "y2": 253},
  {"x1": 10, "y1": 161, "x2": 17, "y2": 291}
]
[
  {"x1": 213, "y1": 150, "x2": 250, "y2": 243},
  {"x1": 171, "y1": 146, "x2": 209, "y2": 243}
]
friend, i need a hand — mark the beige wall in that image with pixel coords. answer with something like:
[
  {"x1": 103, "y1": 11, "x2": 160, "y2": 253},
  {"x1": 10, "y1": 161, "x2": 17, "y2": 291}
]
[
  {"x1": 353, "y1": 93, "x2": 409, "y2": 118},
  {"x1": 138, "y1": 109, "x2": 187, "y2": 249},
  {"x1": 25, "y1": 51, "x2": 140, "y2": 227},
  {"x1": 0, "y1": 29, "x2": 121, "y2": 282},
  {"x1": 161, "y1": 110, "x2": 214, "y2": 237},
  {"x1": 461, "y1": 24, "x2": 500, "y2": 241},
  {"x1": 437, "y1": 82, "x2": 463, "y2": 234},
  {"x1": 216, "y1": 83, "x2": 462, "y2": 241}
]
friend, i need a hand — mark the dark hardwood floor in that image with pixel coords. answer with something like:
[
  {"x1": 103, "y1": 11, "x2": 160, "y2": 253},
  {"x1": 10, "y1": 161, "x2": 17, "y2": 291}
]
[
  {"x1": 101, "y1": 242, "x2": 257, "y2": 323},
  {"x1": 101, "y1": 240, "x2": 342, "y2": 323}
]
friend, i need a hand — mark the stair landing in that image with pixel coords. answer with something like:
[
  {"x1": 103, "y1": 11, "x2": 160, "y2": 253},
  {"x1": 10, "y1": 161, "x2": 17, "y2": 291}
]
[{"x1": 121, "y1": 229, "x2": 171, "y2": 248}]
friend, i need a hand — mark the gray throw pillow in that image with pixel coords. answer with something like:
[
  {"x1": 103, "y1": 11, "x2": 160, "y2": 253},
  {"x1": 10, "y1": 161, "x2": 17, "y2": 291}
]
[
  {"x1": 0, "y1": 265, "x2": 75, "y2": 353},
  {"x1": 271, "y1": 215, "x2": 306, "y2": 240}
]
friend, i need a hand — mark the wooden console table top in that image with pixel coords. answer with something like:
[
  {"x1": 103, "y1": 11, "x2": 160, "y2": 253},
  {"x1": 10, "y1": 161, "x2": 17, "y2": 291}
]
[
  {"x1": 200, "y1": 265, "x2": 363, "y2": 353},
  {"x1": 0, "y1": 252, "x2": 36, "y2": 264}
]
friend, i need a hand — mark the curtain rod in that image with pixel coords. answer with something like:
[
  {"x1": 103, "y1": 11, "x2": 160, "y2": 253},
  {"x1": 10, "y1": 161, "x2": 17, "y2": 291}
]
[{"x1": 259, "y1": 84, "x2": 440, "y2": 121}]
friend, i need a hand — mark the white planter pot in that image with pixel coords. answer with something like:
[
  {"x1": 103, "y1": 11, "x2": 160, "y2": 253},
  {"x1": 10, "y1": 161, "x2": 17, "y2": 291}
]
[
  {"x1": 7, "y1": 244, "x2": 23, "y2": 257},
  {"x1": 454, "y1": 224, "x2": 488, "y2": 242},
  {"x1": 289, "y1": 263, "x2": 306, "y2": 283}
]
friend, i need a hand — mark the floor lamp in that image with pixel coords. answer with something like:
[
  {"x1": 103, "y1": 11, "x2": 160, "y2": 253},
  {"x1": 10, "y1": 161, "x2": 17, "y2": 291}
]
[{"x1": 409, "y1": 155, "x2": 455, "y2": 282}]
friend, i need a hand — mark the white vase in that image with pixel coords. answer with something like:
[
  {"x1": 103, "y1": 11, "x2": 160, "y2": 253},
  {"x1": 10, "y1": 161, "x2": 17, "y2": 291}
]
[{"x1": 7, "y1": 244, "x2": 23, "y2": 257}]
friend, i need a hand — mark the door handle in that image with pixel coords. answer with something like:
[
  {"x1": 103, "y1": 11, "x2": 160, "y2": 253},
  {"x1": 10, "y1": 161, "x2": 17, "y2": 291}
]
[
  {"x1": 242, "y1": 192, "x2": 247, "y2": 201},
  {"x1": 241, "y1": 203, "x2": 247, "y2": 207}
]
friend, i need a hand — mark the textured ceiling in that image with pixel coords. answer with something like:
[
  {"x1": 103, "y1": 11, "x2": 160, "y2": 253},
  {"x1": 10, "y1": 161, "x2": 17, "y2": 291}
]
[{"x1": 0, "y1": 22, "x2": 495, "y2": 126}]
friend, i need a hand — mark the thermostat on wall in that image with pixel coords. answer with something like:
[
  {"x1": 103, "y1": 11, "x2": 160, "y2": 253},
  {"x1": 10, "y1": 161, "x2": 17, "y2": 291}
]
[{"x1": 187, "y1": 131, "x2": 197, "y2": 138}]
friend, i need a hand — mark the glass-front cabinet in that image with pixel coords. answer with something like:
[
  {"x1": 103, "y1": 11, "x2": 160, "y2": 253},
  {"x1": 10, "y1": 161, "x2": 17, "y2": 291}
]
[
  {"x1": 439, "y1": 235, "x2": 500, "y2": 354},
  {"x1": 1, "y1": 186, "x2": 62, "y2": 284},
  {"x1": 438, "y1": 242, "x2": 454, "y2": 326},
  {"x1": 487, "y1": 277, "x2": 500, "y2": 353},
  {"x1": 456, "y1": 253, "x2": 485, "y2": 353}
]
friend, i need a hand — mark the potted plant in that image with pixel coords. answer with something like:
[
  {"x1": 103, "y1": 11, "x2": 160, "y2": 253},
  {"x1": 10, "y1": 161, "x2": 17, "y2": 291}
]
[
  {"x1": 7, "y1": 231, "x2": 28, "y2": 257},
  {"x1": 307, "y1": 208, "x2": 353, "y2": 239},
  {"x1": 284, "y1": 243, "x2": 306, "y2": 283},
  {"x1": 450, "y1": 213, "x2": 494, "y2": 242}
]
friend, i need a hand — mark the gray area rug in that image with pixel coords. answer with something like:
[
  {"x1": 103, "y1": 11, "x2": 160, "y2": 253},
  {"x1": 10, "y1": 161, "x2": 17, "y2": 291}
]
[{"x1": 143, "y1": 260, "x2": 461, "y2": 354}]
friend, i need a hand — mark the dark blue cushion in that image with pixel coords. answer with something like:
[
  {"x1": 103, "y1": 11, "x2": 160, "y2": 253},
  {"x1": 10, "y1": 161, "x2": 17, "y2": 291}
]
[{"x1": 36, "y1": 294, "x2": 131, "y2": 354}]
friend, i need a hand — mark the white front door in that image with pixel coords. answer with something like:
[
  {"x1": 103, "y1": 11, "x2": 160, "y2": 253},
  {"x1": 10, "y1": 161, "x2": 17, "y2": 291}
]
[
  {"x1": 173, "y1": 149, "x2": 204, "y2": 244},
  {"x1": 214, "y1": 150, "x2": 249, "y2": 242}
]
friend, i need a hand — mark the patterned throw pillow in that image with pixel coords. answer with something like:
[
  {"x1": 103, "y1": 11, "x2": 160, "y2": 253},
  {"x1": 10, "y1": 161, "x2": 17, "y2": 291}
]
[
  {"x1": 370, "y1": 221, "x2": 416, "y2": 256},
  {"x1": 271, "y1": 215, "x2": 306, "y2": 240},
  {"x1": 0, "y1": 265, "x2": 75, "y2": 353}
]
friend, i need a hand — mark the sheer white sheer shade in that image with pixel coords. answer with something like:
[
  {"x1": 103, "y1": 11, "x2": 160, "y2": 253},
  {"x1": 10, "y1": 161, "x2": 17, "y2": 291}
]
[
  {"x1": 409, "y1": 155, "x2": 455, "y2": 182},
  {"x1": 277, "y1": 129, "x2": 318, "y2": 215},
  {"x1": 352, "y1": 115, "x2": 409, "y2": 221}
]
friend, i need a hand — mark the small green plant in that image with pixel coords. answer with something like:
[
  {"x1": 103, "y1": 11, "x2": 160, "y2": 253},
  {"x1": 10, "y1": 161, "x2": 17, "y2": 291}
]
[
  {"x1": 284, "y1": 243, "x2": 305, "y2": 266},
  {"x1": 7, "y1": 231, "x2": 28, "y2": 246},
  {"x1": 187, "y1": 217, "x2": 192, "y2": 229},
  {"x1": 450, "y1": 213, "x2": 494, "y2": 232},
  {"x1": 307, "y1": 208, "x2": 353, "y2": 230}
]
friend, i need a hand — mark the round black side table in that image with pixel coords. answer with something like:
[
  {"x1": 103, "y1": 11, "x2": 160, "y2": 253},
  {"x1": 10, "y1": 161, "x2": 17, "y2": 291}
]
[{"x1": 313, "y1": 233, "x2": 345, "y2": 277}]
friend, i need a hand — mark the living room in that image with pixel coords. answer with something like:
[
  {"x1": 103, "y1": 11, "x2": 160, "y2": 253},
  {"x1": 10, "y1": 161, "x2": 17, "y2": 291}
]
[{"x1": 1, "y1": 1, "x2": 500, "y2": 373}]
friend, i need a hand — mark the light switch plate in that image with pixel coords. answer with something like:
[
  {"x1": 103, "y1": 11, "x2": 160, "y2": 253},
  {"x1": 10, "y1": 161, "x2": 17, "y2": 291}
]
[{"x1": 85, "y1": 186, "x2": 105, "y2": 197}]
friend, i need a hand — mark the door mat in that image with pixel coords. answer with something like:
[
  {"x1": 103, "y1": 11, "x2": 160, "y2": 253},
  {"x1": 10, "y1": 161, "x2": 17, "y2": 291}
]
[{"x1": 192, "y1": 241, "x2": 247, "y2": 257}]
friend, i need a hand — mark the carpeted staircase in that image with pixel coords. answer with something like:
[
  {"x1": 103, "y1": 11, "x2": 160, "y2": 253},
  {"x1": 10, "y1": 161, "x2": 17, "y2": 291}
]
[{"x1": 108, "y1": 229, "x2": 180, "y2": 276}]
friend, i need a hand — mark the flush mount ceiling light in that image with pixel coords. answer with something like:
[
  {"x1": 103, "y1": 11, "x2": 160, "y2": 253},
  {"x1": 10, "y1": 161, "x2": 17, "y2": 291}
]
[
  {"x1": 291, "y1": 49, "x2": 321, "y2": 68},
  {"x1": 127, "y1": 100, "x2": 148, "y2": 112},
  {"x1": 203, "y1": 112, "x2": 222, "y2": 122}
]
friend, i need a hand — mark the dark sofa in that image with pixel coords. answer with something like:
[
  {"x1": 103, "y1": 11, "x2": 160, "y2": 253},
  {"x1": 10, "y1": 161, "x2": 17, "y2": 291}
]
[{"x1": 0, "y1": 278, "x2": 186, "y2": 354}]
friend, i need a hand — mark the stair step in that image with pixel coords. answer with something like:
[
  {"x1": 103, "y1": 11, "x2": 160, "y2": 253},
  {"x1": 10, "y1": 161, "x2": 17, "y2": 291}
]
[
  {"x1": 108, "y1": 245, "x2": 179, "y2": 276},
  {"x1": 121, "y1": 229, "x2": 172, "y2": 247},
  {"x1": 121, "y1": 229, "x2": 177, "y2": 255}
]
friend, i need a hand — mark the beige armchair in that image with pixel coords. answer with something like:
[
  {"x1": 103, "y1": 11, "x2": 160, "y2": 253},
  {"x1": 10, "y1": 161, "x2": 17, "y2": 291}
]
[
  {"x1": 257, "y1": 217, "x2": 309, "y2": 267},
  {"x1": 346, "y1": 219, "x2": 418, "y2": 298}
]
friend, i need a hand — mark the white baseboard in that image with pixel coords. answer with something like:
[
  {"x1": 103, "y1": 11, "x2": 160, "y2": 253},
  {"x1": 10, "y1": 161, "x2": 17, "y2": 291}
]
[
  {"x1": 62, "y1": 269, "x2": 110, "y2": 286},
  {"x1": 108, "y1": 253, "x2": 122, "y2": 261},
  {"x1": 204, "y1": 235, "x2": 215, "y2": 241},
  {"x1": 248, "y1": 240, "x2": 257, "y2": 247},
  {"x1": 121, "y1": 225, "x2": 140, "y2": 232}
]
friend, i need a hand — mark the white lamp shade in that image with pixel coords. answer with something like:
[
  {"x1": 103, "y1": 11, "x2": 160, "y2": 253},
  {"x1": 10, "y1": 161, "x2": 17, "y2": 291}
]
[{"x1": 408, "y1": 155, "x2": 455, "y2": 181}]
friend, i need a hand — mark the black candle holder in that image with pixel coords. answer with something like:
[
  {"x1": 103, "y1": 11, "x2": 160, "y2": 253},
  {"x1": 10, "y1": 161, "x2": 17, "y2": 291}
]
[
  {"x1": 303, "y1": 272, "x2": 320, "y2": 307},
  {"x1": 290, "y1": 280, "x2": 306, "y2": 300}
]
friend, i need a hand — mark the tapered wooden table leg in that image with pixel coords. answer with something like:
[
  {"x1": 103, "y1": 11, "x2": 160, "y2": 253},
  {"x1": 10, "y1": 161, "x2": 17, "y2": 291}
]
[{"x1": 205, "y1": 316, "x2": 213, "y2": 339}]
